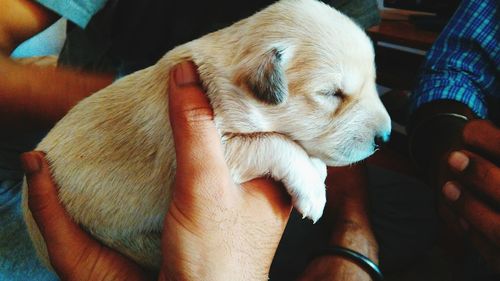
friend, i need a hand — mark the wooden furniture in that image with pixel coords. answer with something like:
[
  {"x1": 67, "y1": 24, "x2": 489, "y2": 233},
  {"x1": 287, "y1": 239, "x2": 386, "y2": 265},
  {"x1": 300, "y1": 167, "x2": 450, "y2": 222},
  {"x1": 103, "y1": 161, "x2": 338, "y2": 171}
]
[
  {"x1": 368, "y1": 16, "x2": 438, "y2": 50},
  {"x1": 367, "y1": 9, "x2": 439, "y2": 90}
]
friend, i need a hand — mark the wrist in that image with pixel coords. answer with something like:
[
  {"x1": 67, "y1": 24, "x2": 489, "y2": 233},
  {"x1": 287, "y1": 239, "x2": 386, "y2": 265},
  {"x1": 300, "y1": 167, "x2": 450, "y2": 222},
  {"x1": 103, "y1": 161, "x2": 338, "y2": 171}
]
[
  {"x1": 161, "y1": 234, "x2": 273, "y2": 281},
  {"x1": 328, "y1": 219, "x2": 379, "y2": 263},
  {"x1": 301, "y1": 225, "x2": 380, "y2": 281},
  {"x1": 161, "y1": 256, "x2": 270, "y2": 281}
]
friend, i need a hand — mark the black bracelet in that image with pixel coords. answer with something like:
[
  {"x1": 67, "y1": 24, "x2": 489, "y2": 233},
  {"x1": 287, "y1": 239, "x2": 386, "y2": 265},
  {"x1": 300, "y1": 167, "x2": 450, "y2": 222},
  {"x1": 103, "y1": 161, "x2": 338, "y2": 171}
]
[
  {"x1": 408, "y1": 112, "x2": 469, "y2": 173},
  {"x1": 312, "y1": 246, "x2": 384, "y2": 281}
]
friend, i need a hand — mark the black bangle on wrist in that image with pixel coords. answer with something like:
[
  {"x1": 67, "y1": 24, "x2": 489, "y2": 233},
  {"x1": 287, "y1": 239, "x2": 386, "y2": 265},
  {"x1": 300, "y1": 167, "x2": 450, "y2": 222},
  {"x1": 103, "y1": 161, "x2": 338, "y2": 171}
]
[
  {"x1": 311, "y1": 245, "x2": 384, "y2": 281},
  {"x1": 408, "y1": 112, "x2": 469, "y2": 175}
]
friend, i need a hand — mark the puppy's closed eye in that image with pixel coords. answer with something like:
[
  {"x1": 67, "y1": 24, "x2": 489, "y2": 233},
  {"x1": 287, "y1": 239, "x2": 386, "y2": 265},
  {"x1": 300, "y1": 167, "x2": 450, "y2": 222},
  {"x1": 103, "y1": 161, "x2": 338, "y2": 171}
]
[
  {"x1": 331, "y1": 89, "x2": 346, "y2": 99},
  {"x1": 320, "y1": 89, "x2": 345, "y2": 99}
]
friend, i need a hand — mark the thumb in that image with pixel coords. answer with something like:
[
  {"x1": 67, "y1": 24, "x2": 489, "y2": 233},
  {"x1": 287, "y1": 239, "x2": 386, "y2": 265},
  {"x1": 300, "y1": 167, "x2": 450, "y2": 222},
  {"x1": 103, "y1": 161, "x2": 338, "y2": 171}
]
[{"x1": 168, "y1": 61, "x2": 230, "y2": 180}]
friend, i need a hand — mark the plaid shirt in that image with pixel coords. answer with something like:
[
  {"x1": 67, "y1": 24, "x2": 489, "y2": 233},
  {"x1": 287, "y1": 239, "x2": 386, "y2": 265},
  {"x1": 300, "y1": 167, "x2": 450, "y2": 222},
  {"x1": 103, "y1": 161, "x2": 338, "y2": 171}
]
[{"x1": 411, "y1": 0, "x2": 499, "y2": 120}]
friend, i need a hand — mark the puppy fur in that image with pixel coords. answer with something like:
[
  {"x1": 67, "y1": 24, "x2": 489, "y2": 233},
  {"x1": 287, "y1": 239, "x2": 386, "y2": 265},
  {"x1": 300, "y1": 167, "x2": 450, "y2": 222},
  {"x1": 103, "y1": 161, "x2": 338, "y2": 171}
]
[{"x1": 22, "y1": 0, "x2": 391, "y2": 269}]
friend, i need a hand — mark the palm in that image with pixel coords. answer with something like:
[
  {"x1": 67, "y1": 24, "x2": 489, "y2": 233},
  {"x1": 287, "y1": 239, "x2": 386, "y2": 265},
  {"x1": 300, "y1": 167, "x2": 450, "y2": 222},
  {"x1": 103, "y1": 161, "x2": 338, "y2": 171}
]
[{"x1": 160, "y1": 178, "x2": 291, "y2": 281}]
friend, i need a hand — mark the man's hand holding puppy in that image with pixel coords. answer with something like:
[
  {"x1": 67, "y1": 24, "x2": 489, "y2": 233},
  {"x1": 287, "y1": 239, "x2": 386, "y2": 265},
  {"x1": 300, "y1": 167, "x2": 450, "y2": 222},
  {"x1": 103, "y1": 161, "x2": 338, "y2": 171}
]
[
  {"x1": 438, "y1": 120, "x2": 500, "y2": 271},
  {"x1": 22, "y1": 62, "x2": 292, "y2": 281},
  {"x1": 162, "y1": 62, "x2": 291, "y2": 280}
]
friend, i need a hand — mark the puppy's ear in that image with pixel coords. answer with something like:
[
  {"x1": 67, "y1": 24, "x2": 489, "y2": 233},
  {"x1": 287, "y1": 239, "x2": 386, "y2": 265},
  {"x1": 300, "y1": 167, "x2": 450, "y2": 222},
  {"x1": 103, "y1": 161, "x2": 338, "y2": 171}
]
[{"x1": 237, "y1": 48, "x2": 289, "y2": 105}]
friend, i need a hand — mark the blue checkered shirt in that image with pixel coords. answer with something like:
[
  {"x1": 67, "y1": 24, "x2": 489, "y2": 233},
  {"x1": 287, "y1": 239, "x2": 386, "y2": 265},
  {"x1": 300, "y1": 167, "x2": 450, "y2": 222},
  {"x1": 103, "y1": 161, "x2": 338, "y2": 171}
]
[{"x1": 411, "y1": 0, "x2": 499, "y2": 120}]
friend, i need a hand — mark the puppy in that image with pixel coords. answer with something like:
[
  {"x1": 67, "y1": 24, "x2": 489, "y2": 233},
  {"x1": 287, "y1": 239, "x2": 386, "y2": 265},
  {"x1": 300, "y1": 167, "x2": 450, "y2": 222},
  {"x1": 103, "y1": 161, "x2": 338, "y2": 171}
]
[{"x1": 22, "y1": 0, "x2": 391, "y2": 270}]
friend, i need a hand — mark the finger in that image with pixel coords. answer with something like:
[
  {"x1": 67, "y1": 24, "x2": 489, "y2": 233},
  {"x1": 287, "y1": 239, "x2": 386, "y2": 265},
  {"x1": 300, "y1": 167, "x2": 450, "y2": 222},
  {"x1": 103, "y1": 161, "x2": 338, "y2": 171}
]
[
  {"x1": 21, "y1": 152, "x2": 100, "y2": 268},
  {"x1": 448, "y1": 150, "x2": 500, "y2": 204},
  {"x1": 442, "y1": 181, "x2": 500, "y2": 246},
  {"x1": 168, "y1": 61, "x2": 230, "y2": 183},
  {"x1": 462, "y1": 119, "x2": 500, "y2": 162}
]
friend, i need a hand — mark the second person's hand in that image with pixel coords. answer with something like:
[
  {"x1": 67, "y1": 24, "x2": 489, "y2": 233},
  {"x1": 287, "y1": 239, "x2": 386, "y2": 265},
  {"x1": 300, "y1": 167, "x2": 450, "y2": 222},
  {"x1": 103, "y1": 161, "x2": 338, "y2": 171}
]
[{"x1": 440, "y1": 120, "x2": 500, "y2": 272}]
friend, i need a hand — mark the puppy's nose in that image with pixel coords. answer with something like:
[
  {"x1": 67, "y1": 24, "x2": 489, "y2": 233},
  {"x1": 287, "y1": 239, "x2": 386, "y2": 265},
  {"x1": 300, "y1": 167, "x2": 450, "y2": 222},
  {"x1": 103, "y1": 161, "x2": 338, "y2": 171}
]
[{"x1": 374, "y1": 132, "x2": 390, "y2": 148}]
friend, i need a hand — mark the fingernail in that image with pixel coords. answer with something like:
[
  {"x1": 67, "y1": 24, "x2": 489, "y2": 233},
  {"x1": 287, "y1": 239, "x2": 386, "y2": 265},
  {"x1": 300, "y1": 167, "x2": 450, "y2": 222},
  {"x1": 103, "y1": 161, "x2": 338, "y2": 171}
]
[
  {"x1": 442, "y1": 181, "x2": 461, "y2": 201},
  {"x1": 21, "y1": 152, "x2": 41, "y2": 175},
  {"x1": 448, "y1": 151, "x2": 469, "y2": 172},
  {"x1": 173, "y1": 62, "x2": 200, "y2": 86}
]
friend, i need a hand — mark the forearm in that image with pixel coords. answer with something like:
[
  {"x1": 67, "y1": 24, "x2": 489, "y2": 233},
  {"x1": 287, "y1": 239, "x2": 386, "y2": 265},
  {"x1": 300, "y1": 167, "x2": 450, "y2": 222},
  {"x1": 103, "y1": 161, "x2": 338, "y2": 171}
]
[
  {"x1": 0, "y1": 56, "x2": 113, "y2": 130},
  {"x1": 325, "y1": 164, "x2": 370, "y2": 228},
  {"x1": 298, "y1": 164, "x2": 378, "y2": 281},
  {"x1": 323, "y1": 163, "x2": 378, "y2": 260}
]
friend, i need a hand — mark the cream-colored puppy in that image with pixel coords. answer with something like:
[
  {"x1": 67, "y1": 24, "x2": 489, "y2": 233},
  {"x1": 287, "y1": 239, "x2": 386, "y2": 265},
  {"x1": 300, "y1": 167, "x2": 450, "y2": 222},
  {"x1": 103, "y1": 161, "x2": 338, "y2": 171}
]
[{"x1": 22, "y1": 0, "x2": 391, "y2": 270}]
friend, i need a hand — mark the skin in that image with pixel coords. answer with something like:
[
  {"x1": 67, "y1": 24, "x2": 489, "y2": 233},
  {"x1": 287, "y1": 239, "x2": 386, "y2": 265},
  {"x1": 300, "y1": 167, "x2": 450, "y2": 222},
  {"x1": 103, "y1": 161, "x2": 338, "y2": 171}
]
[
  {"x1": 441, "y1": 121, "x2": 500, "y2": 271},
  {"x1": 0, "y1": 0, "x2": 114, "y2": 131},
  {"x1": 412, "y1": 101, "x2": 500, "y2": 272},
  {"x1": 298, "y1": 164, "x2": 378, "y2": 281},
  {"x1": 0, "y1": 0, "x2": 59, "y2": 53}
]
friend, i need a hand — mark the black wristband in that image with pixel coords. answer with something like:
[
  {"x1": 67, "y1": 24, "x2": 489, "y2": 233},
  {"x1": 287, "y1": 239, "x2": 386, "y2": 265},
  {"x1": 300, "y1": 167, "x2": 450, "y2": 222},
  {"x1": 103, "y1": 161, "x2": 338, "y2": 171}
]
[
  {"x1": 312, "y1": 246, "x2": 384, "y2": 281},
  {"x1": 408, "y1": 113, "x2": 468, "y2": 176}
]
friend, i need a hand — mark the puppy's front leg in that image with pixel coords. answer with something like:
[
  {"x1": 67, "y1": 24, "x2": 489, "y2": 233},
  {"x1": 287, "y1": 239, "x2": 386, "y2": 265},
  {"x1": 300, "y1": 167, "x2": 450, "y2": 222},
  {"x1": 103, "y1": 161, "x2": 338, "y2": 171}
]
[{"x1": 224, "y1": 133, "x2": 326, "y2": 222}]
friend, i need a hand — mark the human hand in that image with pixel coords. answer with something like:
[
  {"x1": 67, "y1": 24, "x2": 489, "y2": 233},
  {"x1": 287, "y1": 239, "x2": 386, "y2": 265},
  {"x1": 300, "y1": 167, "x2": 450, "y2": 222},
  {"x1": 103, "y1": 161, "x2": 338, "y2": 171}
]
[
  {"x1": 160, "y1": 61, "x2": 292, "y2": 281},
  {"x1": 21, "y1": 151, "x2": 150, "y2": 281},
  {"x1": 22, "y1": 61, "x2": 292, "y2": 281},
  {"x1": 439, "y1": 120, "x2": 500, "y2": 271}
]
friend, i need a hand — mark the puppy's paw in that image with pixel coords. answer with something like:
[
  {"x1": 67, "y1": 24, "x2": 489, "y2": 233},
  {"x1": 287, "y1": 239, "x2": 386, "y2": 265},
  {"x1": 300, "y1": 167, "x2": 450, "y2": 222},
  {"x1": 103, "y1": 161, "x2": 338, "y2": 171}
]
[
  {"x1": 285, "y1": 158, "x2": 326, "y2": 223},
  {"x1": 293, "y1": 184, "x2": 326, "y2": 223}
]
